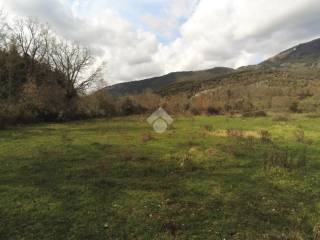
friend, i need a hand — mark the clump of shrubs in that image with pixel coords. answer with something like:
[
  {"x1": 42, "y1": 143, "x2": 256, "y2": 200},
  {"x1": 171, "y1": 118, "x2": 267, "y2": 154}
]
[
  {"x1": 272, "y1": 114, "x2": 291, "y2": 122},
  {"x1": 0, "y1": 107, "x2": 8, "y2": 129},
  {"x1": 189, "y1": 95, "x2": 224, "y2": 116},
  {"x1": 259, "y1": 130, "x2": 272, "y2": 143},
  {"x1": 118, "y1": 97, "x2": 147, "y2": 115},
  {"x1": 264, "y1": 145, "x2": 308, "y2": 170},
  {"x1": 79, "y1": 91, "x2": 116, "y2": 118},
  {"x1": 293, "y1": 129, "x2": 313, "y2": 145},
  {"x1": 264, "y1": 147, "x2": 291, "y2": 169},
  {"x1": 202, "y1": 124, "x2": 213, "y2": 132},
  {"x1": 179, "y1": 153, "x2": 198, "y2": 171},
  {"x1": 242, "y1": 110, "x2": 267, "y2": 118},
  {"x1": 289, "y1": 101, "x2": 301, "y2": 113},
  {"x1": 306, "y1": 113, "x2": 320, "y2": 119},
  {"x1": 207, "y1": 106, "x2": 221, "y2": 115},
  {"x1": 294, "y1": 129, "x2": 305, "y2": 143}
]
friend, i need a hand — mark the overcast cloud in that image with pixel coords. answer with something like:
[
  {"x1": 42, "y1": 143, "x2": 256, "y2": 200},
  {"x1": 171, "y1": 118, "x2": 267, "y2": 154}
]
[{"x1": 1, "y1": 0, "x2": 320, "y2": 84}]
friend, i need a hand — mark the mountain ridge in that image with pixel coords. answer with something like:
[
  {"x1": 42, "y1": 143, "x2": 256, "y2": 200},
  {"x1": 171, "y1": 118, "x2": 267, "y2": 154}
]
[
  {"x1": 107, "y1": 37, "x2": 320, "y2": 97},
  {"x1": 261, "y1": 37, "x2": 320, "y2": 67},
  {"x1": 107, "y1": 67, "x2": 234, "y2": 97}
]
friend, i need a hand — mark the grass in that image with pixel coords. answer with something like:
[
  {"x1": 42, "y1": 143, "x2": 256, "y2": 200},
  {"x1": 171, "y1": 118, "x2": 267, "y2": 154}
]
[{"x1": 1, "y1": 115, "x2": 320, "y2": 239}]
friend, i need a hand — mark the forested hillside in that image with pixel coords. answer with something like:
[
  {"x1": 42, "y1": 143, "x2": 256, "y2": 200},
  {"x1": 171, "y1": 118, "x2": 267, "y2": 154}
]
[
  {"x1": 107, "y1": 67, "x2": 234, "y2": 97},
  {"x1": 107, "y1": 38, "x2": 320, "y2": 116},
  {"x1": 0, "y1": 13, "x2": 110, "y2": 126}
]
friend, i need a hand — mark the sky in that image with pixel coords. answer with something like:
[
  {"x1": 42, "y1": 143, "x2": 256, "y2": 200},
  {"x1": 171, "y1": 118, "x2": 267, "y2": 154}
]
[{"x1": 1, "y1": 0, "x2": 320, "y2": 85}]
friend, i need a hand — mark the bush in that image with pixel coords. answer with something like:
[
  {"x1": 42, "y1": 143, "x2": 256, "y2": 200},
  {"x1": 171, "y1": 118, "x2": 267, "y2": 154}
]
[
  {"x1": 79, "y1": 91, "x2": 116, "y2": 118},
  {"x1": 264, "y1": 145, "x2": 309, "y2": 170},
  {"x1": 297, "y1": 147, "x2": 308, "y2": 168},
  {"x1": 242, "y1": 110, "x2": 267, "y2": 118},
  {"x1": 161, "y1": 96, "x2": 190, "y2": 115},
  {"x1": 132, "y1": 90, "x2": 161, "y2": 111},
  {"x1": 0, "y1": 103, "x2": 24, "y2": 127},
  {"x1": 118, "y1": 97, "x2": 147, "y2": 115},
  {"x1": 207, "y1": 106, "x2": 221, "y2": 115},
  {"x1": 259, "y1": 130, "x2": 272, "y2": 143},
  {"x1": 294, "y1": 129, "x2": 305, "y2": 143},
  {"x1": 264, "y1": 147, "x2": 292, "y2": 169},
  {"x1": 289, "y1": 101, "x2": 300, "y2": 113},
  {"x1": 272, "y1": 114, "x2": 290, "y2": 122},
  {"x1": 306, "y1": 113, "x2": 320, "y2": 119},
  {"x1": 179, "y1": 153, "x2": 198, "y2": 171},
  {"x1": 202, "y1": 124, "x2": 213, "y2": 132},
  {"x1": 0, "y1": 110, "x2": 6, "y2": 129},
  {"x1": 189, "y1": 95, "x2": 222, "y2": 116}
]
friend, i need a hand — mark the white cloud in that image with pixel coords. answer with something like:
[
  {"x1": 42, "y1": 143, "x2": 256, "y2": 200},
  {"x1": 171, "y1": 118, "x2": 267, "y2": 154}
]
[
  {"x1": 1, "y1": 0, "x2": 320, "y2": 84},
  {"x1": 156, "y1": 0, "x2": 320, "y2": 73},
  {"x1": 0, "y1": 0, "x2": 163, "y2": 84},
  {"x1": 141, "y1": 0, "x2": 198, "y2": 39}
]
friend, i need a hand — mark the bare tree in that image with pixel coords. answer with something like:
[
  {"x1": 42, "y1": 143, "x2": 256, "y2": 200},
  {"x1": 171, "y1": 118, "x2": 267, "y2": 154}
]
[
  {"x1": 50, "y1": 39, "x2": 95, "y2": 97},
  {"x1": 9, "y1": 15, "x2": 101, "y2": 97},
  {"x1": 0, "y1": 9, "x2": 8, "y2": 49},
  {"x1": 12, "y1": 17, "x2": 50, "y2": 67},
  {"x1": 86, "y1": 61, "x2": 108, "y2": 93}
]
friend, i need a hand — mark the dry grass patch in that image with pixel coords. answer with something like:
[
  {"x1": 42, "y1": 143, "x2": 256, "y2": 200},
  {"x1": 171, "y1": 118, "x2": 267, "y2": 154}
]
[
  {"x1": 314, "y1": 224, "x2": 320, "y2": 240},
  {"x1": 208, "y1": 129, "x2": 261, "y2": 139},
  {"x1": 205, "y1": 147, "x2": 219, "y2": 156},
  {"x1": 141, "y1": 132, "x2": 155, "y2": 143}
]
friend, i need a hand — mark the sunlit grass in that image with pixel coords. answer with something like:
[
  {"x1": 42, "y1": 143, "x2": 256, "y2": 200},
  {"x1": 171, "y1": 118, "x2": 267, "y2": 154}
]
[{"x1": 0, "y1": 115, "x2": 320, "y2": 239}]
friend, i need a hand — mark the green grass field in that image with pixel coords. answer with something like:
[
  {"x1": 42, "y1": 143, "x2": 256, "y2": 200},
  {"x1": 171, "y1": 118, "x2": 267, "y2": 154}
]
[{"x1": 1, "y1": 115, "x2": 320, "y2": 239}]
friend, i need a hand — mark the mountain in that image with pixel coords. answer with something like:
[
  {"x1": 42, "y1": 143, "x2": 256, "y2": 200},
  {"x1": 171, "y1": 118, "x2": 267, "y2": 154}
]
[
  {"x1": 107, "y1": 67, "x2": 234, "y2": 97},
  {"x1": 107, "y1": 37, "x2": 320, "y2": 99},
  {"x1": 261, "y1": 38, "x2": 320, "y2": 68}
]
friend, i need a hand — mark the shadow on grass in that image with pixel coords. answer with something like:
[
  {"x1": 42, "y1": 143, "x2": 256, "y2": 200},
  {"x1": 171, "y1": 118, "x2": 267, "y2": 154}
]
[{"x1": 1, "y1": 135, "x2": 319, "y2": 239}]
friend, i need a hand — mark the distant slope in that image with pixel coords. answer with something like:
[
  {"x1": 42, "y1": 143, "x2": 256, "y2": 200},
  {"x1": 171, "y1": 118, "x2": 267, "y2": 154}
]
[
  {"x1": 261, "y1": 37, "x2": 320, "y2": 68},
  {"x1": 107, "y1": 67, "x2": 234, "y2": 97},
  {"x1": 163, "y1": 37, "x2": 320, "y2": 96},
  {"x1": 107, "y1": 37, "x2": 320, "y2": 98}
]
